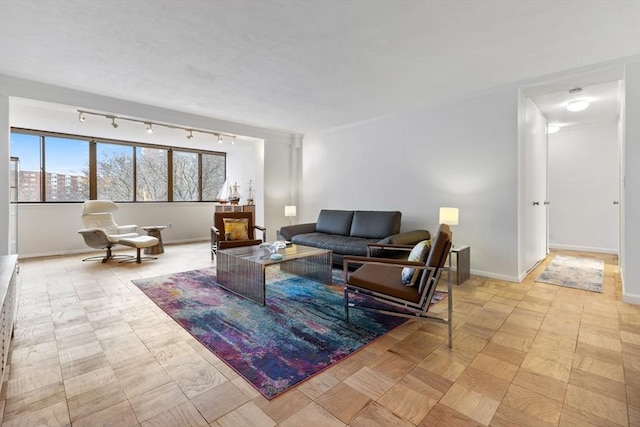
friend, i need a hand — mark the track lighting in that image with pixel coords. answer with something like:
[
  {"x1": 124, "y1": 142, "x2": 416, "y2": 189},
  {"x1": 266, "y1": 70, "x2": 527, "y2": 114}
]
[{"x1": 76, "y1": 110, "x2": 237, "y2": 144}]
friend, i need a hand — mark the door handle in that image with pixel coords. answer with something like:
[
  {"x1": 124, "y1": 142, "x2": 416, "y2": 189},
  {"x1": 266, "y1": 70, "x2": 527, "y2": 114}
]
[
  {"x1": 532, "y1": 201, "x2": 540, "y2": 206},
  {"x1": 613, "y1": 201, "x2": 619, "y2": 205}
]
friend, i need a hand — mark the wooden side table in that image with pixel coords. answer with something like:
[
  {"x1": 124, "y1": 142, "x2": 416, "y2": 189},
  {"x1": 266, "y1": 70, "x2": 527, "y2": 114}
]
[
  {"x1": 449, "y1": 245, "x2": 470, "y2": 285},
  {"x1": 142, "y1": 226, "x2": 167, "y2": 255}
]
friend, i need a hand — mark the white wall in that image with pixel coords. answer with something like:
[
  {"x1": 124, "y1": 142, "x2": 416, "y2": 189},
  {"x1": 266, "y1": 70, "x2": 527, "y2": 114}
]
[
  {"x1": 622, "y1": 60, "x2": 640, "y2": 304},
  {"x1": 302, "y1": 88, "x2": 521, "y2": 281},
  {"x1": 548, "y1": 124, "x2": 619, "y2": 253},
  {"x1": 0, "y1": 95, "x2": 9, "y2": 255}
]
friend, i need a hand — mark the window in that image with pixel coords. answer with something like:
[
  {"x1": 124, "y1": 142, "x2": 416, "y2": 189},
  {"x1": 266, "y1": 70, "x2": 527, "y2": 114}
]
[
  {"x1": 10, "y1": 133, "x2": 41, "y2": 202},
  {"x1": 136, "y1": 147, "x2": 168, "y2": 202},
  {"x1": 44, "y1": 137, "x2": 89, "y2": 202},
  {"x1": 202, "y1": 153, "x2": 226, "y2": 201},
  {"x1": 10, "y1": 129, "x2": 226, "y2": 203},
  {"x1": 97, "y1": 143, "x2": 134, "y2": 201},
  {"x1": 173, "y1": 150, "x2": 198, "y2": 201}
]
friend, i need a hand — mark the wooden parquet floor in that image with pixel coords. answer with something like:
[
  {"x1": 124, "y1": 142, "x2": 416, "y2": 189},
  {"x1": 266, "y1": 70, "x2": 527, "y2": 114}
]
[{"x1": 0, "y1": 243, "x2": 638, "y2": 426}]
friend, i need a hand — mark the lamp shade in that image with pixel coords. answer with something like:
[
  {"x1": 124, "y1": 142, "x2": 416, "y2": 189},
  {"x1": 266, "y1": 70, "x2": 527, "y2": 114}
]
[
  {"x1": 284, "y1": 205, "x2": 297, "y2": 217},
  {"x1": 439, "y1": 207, "x2": 459, "y2": 226}
]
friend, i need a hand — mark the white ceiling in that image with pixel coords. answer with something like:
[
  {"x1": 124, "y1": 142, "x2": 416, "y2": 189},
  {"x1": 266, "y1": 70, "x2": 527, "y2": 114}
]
[{"x1": 1, "y1": 0, "x2": 639, "y2": 134}]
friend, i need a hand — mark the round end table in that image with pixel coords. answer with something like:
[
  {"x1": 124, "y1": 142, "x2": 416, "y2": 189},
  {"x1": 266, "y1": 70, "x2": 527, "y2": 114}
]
[{"x1": 142, "y1": 226, "x2": 167, "y2": 255}]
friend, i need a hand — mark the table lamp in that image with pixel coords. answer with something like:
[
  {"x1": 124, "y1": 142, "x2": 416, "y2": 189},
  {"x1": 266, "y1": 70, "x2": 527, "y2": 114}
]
[
  {"x1": 439, "y1": 207, "x2": 459, "y2": 245},
  {"x1": 285, "y1": 205, "x2": 297, "y2": 225}
]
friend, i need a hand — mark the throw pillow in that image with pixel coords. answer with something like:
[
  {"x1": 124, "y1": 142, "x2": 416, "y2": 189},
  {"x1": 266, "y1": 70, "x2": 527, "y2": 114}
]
[
  {"x1": 223, "y1": 218, "x2": 249, "y2": 241},
  {"x1": 401, "y1": 240, "x2": 431, "y2": 285}
]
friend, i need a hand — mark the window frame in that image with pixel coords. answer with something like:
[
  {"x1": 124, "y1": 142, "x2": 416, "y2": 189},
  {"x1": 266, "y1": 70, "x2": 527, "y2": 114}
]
[{"x1": 10, "y1": 127, "x2": 227, "y2": 203}]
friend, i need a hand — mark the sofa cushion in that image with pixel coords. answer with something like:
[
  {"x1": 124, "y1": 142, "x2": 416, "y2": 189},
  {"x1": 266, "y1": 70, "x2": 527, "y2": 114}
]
[
  {"x1": 316, "y1": 210, "x2": 354, "y2": 236},
  {"x1": 350, "y1": 211, "x2": 401, "y2": 239},
  {"x1": 291, "y1": 233, "x2": 377, "y2": 256}
]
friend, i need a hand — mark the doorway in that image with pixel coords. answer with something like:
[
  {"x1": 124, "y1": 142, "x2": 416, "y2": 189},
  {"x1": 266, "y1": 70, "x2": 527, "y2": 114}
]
[{"x1": 522, "y1": 74, "x2": 623, "y2": 275}]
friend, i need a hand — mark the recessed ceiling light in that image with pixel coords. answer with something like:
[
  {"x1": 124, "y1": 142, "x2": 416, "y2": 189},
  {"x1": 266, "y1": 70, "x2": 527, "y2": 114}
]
[{"x1": 567, "y1": 99, "x2": 590, "y2": 112}]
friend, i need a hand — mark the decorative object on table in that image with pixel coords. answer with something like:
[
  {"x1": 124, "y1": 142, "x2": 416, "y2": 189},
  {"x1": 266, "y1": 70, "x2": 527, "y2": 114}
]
[
  {"x1": 228, "y1": 181, "x2": 241, "y2": 205},
  {"x1": 214, "y1": 178, "x2": 230, "y2": 204},
  {"x1": 260, "y1": 240, "x2": 287, "y2": 260},
  {"x1": 132, "y1": 267, "x2": 448, "y2": 399},
  {"x1": 284, "y1": 205, "x2": 296, "y2": 225},
  {"x1": 246, "y1": 180, "x2": 255, "y2": 205},
  {"x1": 535, "y1": 255, "x2": 603, "y2": 293}
]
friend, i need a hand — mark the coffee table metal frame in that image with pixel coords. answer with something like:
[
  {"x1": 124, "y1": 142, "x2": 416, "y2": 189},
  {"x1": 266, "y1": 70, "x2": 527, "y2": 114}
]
[{"x1": 216, "y1": 244, "x2": 332, "y2": 305}]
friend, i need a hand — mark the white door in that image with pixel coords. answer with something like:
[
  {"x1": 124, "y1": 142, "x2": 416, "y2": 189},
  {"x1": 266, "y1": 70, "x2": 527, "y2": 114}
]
[{"x1": 524, "y1": 98, "x2": 548, "y2": 271}]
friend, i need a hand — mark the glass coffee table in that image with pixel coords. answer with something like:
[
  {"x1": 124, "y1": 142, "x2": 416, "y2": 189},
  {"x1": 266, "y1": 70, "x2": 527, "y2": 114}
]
[{"x1": 216, "y1": 244, "x2": 332, "y2": 305}]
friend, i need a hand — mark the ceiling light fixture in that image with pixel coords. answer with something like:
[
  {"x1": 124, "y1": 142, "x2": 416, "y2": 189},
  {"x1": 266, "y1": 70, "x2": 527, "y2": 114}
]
[
  {"x1": 76, "y1": 109, "x2": 237, "y2": 144},
  {"x1": 566, "y1": 88, "x2": 590, "y2": 112}
]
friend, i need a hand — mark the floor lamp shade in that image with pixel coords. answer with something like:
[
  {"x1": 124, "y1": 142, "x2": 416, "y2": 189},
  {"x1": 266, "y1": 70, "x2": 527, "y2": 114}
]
[{"x1": 439, "y1": 207, "x2": 459, "y2": 226}]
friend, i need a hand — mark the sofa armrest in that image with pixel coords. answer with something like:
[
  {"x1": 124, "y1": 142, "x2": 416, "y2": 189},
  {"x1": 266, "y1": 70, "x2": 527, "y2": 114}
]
[
  {"x1": 380, "y1": 229, "x2": 431, "y2": 245},
  {"x1": 279, "y1": 222, "x2": 316, "y2": 241}
]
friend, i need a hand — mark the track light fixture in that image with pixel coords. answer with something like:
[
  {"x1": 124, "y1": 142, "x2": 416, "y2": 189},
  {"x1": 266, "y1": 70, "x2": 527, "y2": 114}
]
[{"x1": 76, "y1": 109, "x2": 237, "y2": 144}]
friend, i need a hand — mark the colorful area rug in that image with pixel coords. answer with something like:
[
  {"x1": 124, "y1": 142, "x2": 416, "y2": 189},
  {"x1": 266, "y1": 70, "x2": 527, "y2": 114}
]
[
  {"x1": 535, "y1": 255, "x2": 604, "y2": 293},
  {"x1": 133, "y1": 268, "x2": 444, "y2": 399}
]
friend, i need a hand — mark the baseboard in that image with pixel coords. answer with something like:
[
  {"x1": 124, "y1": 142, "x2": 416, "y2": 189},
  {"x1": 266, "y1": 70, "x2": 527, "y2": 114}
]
[
  {"x1": 623, "y1": 292, "x2": 640, "y2": 305},
  {"x1": 469, "y1": 269, "x2": 520, "y2": 283},
  {"x1": 549, "y1": 244, "x2": 618, "y2": 255}
]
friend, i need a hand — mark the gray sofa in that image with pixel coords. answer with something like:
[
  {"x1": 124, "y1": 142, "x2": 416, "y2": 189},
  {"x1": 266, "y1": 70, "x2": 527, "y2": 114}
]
[{"x1": 279, "y1": 209, "x2": 430, "y2": 267}]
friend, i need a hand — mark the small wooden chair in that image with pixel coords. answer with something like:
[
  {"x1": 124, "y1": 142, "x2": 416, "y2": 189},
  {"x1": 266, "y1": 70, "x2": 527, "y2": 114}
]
[
  {"x1": 343, "y1": 224, "x2": 453, "y2": 347},
  {"x1": 211, "y1": 211, "x2": 266, "y2": 259}
]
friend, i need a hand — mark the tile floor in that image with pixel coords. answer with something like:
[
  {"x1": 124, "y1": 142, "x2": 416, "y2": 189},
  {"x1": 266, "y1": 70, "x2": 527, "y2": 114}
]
[{"x1": 0, "y1": 243, "x2": 638, "y2": 426}]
